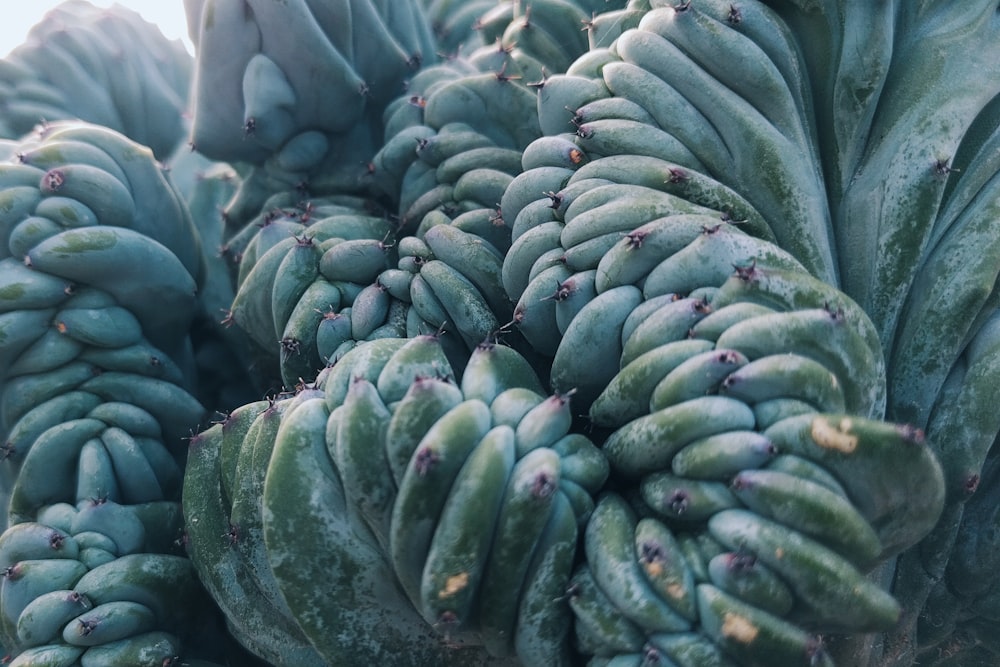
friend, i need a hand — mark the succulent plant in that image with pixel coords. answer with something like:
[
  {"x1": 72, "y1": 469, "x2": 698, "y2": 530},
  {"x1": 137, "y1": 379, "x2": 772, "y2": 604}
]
[
  {"x1": 0, "y1": 1, "x2": 998, "y2": 666},
  {"x1": 0, "y1": 0, "x2": 192, "y2": 160}
]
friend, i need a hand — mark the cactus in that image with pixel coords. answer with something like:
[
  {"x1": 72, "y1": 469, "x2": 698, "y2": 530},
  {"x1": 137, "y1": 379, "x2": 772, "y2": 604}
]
[
  {"x1": 183, "y1": 0, "x2": 439, "y2": 228},
  {"x1": 0, "y1": 1, "x2": 998, "y2": 666},
  {"x1": 0, "y1": 1, "x2": 192, "y2": 160},
  {"x1": 182, "y1": 336, "x2": 604, "y2": 665},
  {"x1": 0, "y1": 119, "x2": 227, "y2": 664}
]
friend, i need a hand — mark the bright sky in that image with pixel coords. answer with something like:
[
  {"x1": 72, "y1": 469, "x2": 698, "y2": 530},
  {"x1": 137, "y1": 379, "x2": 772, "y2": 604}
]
[{"x1": 1, "y1": 1, "x2": 192, "y2": 58}]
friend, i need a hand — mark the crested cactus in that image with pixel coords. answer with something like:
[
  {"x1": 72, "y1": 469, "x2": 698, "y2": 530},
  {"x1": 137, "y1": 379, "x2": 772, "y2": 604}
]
[
  {"x1": 0, "y1": 1, "x2": 998, "y2": 665},
  {"x1": 183, "y1": 335, "x2": 606, "y2": 665},
  {"x1": 0, "y1": 119, "x2": 224, "y2": 664},
  {"x1": 0, "y1": 499, "x2": 206, "y2": 663},
  {"x1": 0, "y1": 1, "x2": 192, "y2": 160}
]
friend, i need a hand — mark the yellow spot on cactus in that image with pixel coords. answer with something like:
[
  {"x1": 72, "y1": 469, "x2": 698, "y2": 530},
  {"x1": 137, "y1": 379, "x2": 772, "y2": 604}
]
[
  {"x1": 439, "y1": 572, "x2": 469, "y2": 599},
  {"x1": 721, "y1": 612, "x2": 759, "y2": 644},
  {"x1": 810, "y1": 416, "x2": 858, "y2": 453}
]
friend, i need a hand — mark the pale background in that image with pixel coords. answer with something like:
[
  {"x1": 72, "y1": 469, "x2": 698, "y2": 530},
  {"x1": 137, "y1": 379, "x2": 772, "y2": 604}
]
[{"x1": 0, "y1": 1, "x2": 192, "y2": 57}]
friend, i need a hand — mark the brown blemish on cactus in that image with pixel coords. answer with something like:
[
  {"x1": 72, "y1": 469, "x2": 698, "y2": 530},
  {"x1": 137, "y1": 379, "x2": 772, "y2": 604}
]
[
  {"x1": 721, "y1": 611, "x2": 759, "y2": 644},
  {"x1": 810, "y1": 416, "x2": 858, "y2": 453},
  {"x1": 439, "y1": 572, "x2": 469, "y2": 598}
]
